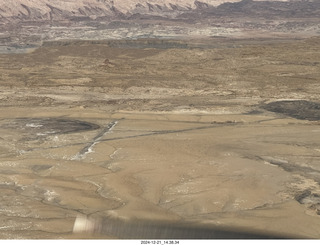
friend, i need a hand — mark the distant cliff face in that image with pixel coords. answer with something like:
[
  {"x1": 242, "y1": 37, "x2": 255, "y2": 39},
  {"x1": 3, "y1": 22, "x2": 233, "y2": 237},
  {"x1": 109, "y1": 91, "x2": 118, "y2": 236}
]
[
  {"x1": 1, "y1": 0, "x2": 319, "y2": 47},
  {"x1": 0, "y1": 0, "x2": 221, "y2": 20},
  {"x1": 0, "y1": 0, "x2": 293, "y2": 21}
]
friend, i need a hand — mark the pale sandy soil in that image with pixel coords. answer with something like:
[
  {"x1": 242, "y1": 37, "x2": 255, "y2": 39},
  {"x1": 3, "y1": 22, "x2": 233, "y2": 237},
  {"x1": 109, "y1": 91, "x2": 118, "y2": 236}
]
[{"x1": 0, "y1": 37, "x2": 320, "y2": 238}]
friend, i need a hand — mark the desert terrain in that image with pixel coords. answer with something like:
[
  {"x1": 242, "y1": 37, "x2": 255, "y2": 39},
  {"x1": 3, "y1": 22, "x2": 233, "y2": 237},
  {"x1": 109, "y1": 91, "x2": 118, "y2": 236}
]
[{"x1": 0, "y1": 35, "x2": 319, "y2": 238}]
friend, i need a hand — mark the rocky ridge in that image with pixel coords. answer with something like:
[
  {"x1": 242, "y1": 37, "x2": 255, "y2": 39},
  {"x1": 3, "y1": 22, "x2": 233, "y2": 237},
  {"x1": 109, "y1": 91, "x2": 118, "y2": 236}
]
[
  {"x1": 0, "y1": 0, "x2": 299, "y2": 22},
  {"x1": 0, "y1": 0, "x2": 238, "y2": 21},
  {"x1": 1, "y1": 0, "x2": 319, "y2": 53}
]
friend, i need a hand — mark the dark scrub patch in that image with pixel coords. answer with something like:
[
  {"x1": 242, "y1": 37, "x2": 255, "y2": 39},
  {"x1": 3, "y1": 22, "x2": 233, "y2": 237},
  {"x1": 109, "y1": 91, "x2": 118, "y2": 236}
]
[
  {"x1": 2, "y1": 118, "x2": 100, "y2": 136},
  {"x1": 262, "y1": 100, "x2": 320, "y2": 121}
]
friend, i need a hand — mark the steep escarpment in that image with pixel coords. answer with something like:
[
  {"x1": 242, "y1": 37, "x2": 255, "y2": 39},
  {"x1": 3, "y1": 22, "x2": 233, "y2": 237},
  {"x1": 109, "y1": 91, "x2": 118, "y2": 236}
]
[
  {"x1": 0, "y1": 0, "x2": 296, "y2": 22},
  {"x1": 0, "y1": 0, "x2": 211, "y2": 21}
]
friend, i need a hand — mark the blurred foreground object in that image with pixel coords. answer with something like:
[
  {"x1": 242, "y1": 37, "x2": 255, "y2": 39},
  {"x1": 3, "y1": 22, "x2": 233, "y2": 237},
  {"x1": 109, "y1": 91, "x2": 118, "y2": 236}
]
[{"x1": 73, "y1": 215, "x2": 295, "y2": 239}]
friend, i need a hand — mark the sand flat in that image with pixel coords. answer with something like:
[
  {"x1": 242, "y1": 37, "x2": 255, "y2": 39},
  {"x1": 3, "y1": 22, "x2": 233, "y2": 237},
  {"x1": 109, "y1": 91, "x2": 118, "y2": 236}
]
[{"x1": 0, "y1": 38, "x2": 320, "y2": 238}]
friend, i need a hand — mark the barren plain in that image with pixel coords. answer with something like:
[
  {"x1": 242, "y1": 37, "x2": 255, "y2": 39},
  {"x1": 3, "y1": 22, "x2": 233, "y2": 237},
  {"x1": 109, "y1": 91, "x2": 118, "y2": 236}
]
[{"x1": 0, "y1": 36, "x2": 320, "y2": 238}]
